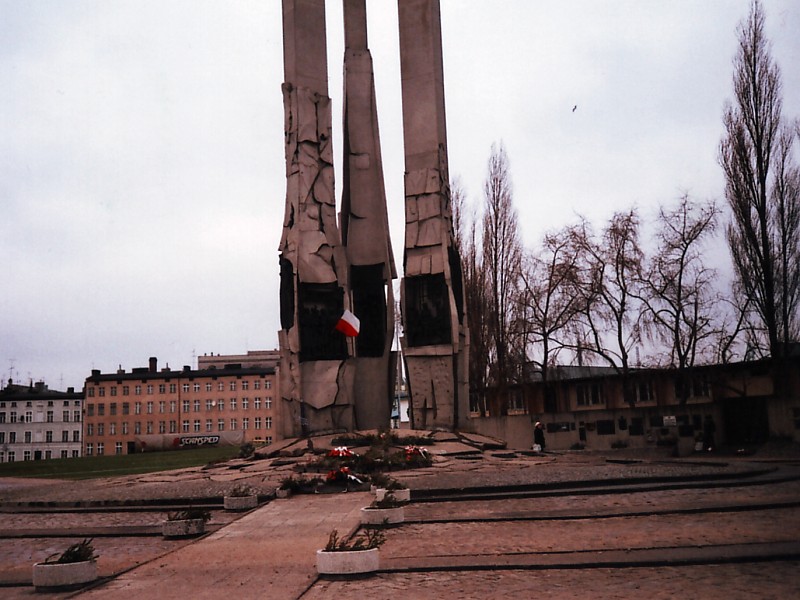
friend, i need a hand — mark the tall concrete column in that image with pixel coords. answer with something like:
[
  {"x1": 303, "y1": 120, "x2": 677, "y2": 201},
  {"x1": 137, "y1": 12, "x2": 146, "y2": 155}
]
[
  {"x1": 397, "y1": 0, "x2": 469, "y2": 430},
  {"x1": 278, "y1": 0, "x2": 355, "y2": 437},
  {"x1": 341, "y1": 0, "x2": 398, "y2": 430}
]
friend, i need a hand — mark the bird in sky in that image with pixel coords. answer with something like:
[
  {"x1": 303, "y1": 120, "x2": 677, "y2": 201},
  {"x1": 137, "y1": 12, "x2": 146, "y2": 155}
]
[{"x1": 572, "y1": 105, "x2": 577, "y2": 112}]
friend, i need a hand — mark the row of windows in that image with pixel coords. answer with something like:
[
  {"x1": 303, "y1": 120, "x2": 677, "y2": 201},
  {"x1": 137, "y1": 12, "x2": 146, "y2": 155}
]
[
  {"x1": 574, "y1": 378, "x2": 710, "y2": 407},
  {"x1": 86, "y1": 417, "x2": 272, "y2": 436},
  {"x1": 0, "y1": 400, "x2": 80, "y2": 408},
  {"x1": 0, "y1": 449, "x2": 81, "y2": 462},
  {"x1": 86, "y1": 397, "x2": 273, "y2": 417},
  {"x1": 0, "y1": 430, "x2": 81, "y2": 443},
  {"x1": 87, "y1": 379, "x2": 273, "y2": 397},
  {"x1": 83, "y1": 437, "x2": 274, "y2": 457},
  {"x1": 0, "y1": 410, "x2": 81, "y2": 423}
]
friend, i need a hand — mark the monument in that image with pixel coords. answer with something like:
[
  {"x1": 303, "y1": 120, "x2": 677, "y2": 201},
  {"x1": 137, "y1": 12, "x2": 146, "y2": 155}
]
[
  {"x1": 277, "y1": 0, "x2": 467, "y2": 437},
  {"x1": 398, "y1": 0, "x2": 469, "y2": 430}
]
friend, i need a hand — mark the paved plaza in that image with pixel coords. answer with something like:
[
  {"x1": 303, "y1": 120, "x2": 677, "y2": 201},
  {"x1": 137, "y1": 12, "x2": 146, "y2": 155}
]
[{"x1": 1, "y1": 435, "x2": 799, "y2": 599}]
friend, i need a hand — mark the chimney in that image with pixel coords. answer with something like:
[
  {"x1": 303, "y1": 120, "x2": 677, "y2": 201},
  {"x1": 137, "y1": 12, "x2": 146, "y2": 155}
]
[{"x1": 149, "y1": 357, "x2": 157, "y2": 373}]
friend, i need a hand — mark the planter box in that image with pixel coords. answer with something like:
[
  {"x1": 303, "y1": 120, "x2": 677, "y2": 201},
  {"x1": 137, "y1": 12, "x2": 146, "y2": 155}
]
[
  {"x1": 162, "y1": 518, "x2": 206, "y2": 538},
  {"x1": 375, "y1": 488, "x2": 410, "y2": 503},
  {"x1": 316, "y1": 548, "x2": 379, "y2": 575},
  {"x1": 33, "y1": 560, "x2": 97, "y2": 591},
  {"x1": 224, "y1": 495, "x2": 258, "y2": 511},
  {"x1": 360, "y1": 505, "x2": 404, "y2": 525},
  {"x1": 276, "y1": 488, "x2": 292, "y2": 499}
]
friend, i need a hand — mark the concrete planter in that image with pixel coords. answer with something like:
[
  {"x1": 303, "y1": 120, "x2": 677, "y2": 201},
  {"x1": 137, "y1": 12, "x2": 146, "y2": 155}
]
[
  {"x1": 224, "y1": 495, "x2": 258, "y2": 511},
  {"x1": 375, "y1": 488, "x2": 410, "y2": 503},
  {"x1": 162, "y1": 518, "x2": 206, "y2": 538},
  {"x1": 276, "y1": 488, "x2": 292, "y2": 499},
  {"x1": 32, "y1": 560, "x2": 97, "y2": 591},
  {"x1": 360, "y1": 505, "x2": 404, "y2": 525},
  {"x1": 316, "y1": 548, "x2": 379, "y2": 575}
]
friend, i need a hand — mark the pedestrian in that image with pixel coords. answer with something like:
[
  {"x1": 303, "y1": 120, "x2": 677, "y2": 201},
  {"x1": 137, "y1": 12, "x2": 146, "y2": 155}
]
[
  {"x1": 703, "y1": 415, "x2": 716, "y2": 451},
  {"x1": 533, "y1": 421, "x2": 546, "y2": 452}
]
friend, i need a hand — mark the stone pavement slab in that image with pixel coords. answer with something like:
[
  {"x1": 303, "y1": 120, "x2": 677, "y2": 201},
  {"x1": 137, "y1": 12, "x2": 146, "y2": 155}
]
[{"x1": 75, "y1": 492, "x2": 370, "y2": 600}]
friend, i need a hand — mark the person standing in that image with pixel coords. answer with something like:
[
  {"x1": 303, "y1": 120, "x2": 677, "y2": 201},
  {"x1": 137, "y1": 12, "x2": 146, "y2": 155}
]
[{"x1": 533, "y1": 421, "x2": 546, "y2": 452}]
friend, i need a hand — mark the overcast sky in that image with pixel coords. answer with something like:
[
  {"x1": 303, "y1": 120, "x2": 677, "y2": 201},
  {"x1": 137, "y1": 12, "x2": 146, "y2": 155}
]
[{"x1": 2, "y1": 0, "x2": 798, "y2": 390}]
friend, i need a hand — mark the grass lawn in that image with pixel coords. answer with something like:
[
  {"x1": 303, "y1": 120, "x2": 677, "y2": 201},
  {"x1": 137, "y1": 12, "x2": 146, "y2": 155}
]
[{"x1": 0, "y1": 446, "x2": 241, "y2": 480}]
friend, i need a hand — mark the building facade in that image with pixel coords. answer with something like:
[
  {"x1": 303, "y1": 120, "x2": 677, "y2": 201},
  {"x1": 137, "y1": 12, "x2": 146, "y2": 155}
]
[
  {"x1": 0, "y1": 381, "x2": 84, "y2": 462},
  {"x1": 83, "y1": 357, "x2": 279, "y2": 456}
]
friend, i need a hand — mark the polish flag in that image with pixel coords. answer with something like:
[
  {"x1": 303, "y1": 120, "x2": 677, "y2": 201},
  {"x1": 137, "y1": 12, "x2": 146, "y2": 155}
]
[{"x1": 335, "y1": 309, "x2": 360, "y2": 337}]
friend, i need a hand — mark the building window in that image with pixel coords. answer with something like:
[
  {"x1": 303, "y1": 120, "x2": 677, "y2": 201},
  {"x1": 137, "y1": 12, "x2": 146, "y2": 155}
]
[
  {"x1": 122, "y1": 402, "x2": 130, "y2": 415},
  {"x1": 62, "y1": 410, "x2": 70, "y2": 422},
  {"x1": 193, "y1": 383, "x2": 201, "y2": 393},
  {"x1": 254, "y1": 417, "x2": 262, "y2": 429},
  {"x1": 97, "y1": 443, "x2": 104, "y2": 455},
  {"x1": 25, "y1": 410, "x2": 32, "y2": 422},
  {"x1": 0, "y1": 412, "x2": 4, "y2": 423},
  {"x1": 110, "y1": 386, "x2": 117, "y2": 396},
  {"x1": 10, "y1": 411, "x2": 17, "y2": 423},
  {"x1": 97, "y1": 424, "x2": 104, "y2": 436},
  {"x1": 135, "y1": 385, "x2": 142, "y2": 395},
  {"x1": 24, "y1": 450, "x2": 32, "y2": 461},
  {"x1": 109, "y1": 423, "x2": 116, "y2": 435},
  {"x1": 205, "y1": 382, "x2": 212, "y2": 392},
  {"x1": 9, "y1": 432, "x2": 16, "y2": 443},
  {"x1": 72, "y1": 450, "x2": 79, "y2": 458},
  {"x1": 182, "y1": 420, "x2": 190, "y2": 433},
  {"x1": 206, "y1": 419, "x2": 213, "y2": 432},
  {"x1": 230, "y1": 419, "x2": 237, "y2": 430},
  {"x1": 254, "y1": 398, "x2": 261, "y2": 410},
  {"x1": 86, "y1": 444, "x2": 93, "y2": 456},
  {"x1": 230, "y1": 381, "x2": 237, "y2": 391},
  {"x1": 98, "y1": 387, "x2": 105, "y2": 397},
  {"x1": 242, "y1": 397, "x2": 249, "y2": 410},
  {"x1": 230, "y1": 398, "x2": 237, "y2": 411},
  {"x1": 115, "y1": 442, "x2": 123, "y2": 455},
  {"x1": 87, "y1": 387, "x2": 95, "y2": 397},
  {"x1": 266, "y1": 436, "x2": 273, "y2": 444},
  {"x1": 134, "y1": 402, "x2": 142, "y2": 415},
  {"x1": 205, "y1": 399, "x2": 213, "y2": 410},
  {"x1": 46, "y1": 410, "x2": 54, "y2": 422},
  {"x1": 265, "y1": 398, "x2": 272, "y2": 410},
  {"x1": 169, "y1": 384, "x2": 177, "y2": 394},
  {"x1": 86, "y1": 424, "x2": 94, "y2": 436},
  {"x1": 218, "y1": 419, "x2": 225, "y2": 431},
  {"x1": 159, "y1": 401, "x2": 166, "y2": 413},
  {"x1": 73, "y1": 410, "x2": 81, "y2": 422},
  {"x1": 183, "y1": 384, "x2": 190, "y2": 393},
  {"x1": 159, "y1": 421, "x2": 166, "y2": 434},
  {"x1": 242, "y1": 418, "x2": 249, "y2": 430},
  {"x1": 24, "y1": 431, "x2": 32, "y2": 443},
  {"x1": 193, "y1": 400, "x2": 200, "y2": 412},
  {"x1": 242, "y1": 381, "x2": 249, "y2": 390},
  {"x1": 45, "y1": 431, "x2": 53, "y2": 443},
  {"x1": 170, "y1": 400, "x2": 177, "y2": 413},
  {"x1": 170, "y1": 420, "x2": 177, "y2": 433},
  {"x1": 218, "y1": 400, "x2": 225, "y2": 411},
  {"x1": 181, "y1": 400, "x2": 189, "y2": 412},
  {"x1": 159, "y1": 384, "x2": 166, "y2": 394},
  {"x1": 266, "y1": 417, "x2": 272, "y2": 430},
  {"x1": 97, "y1": 403, "x2": 105, "y2": 416},
  {"x1": 146, "y1": 421, "x2": 153, "y2": 434},
  {"x1": 45, "y1": 450, "x2": 52, "y2": 459},
  {"x1": 218, "y1": 382, "x2": 224, "y2": 391},
  {"x1": 134, "y1": 422, "x2": 141, "y2": 434},
  {"x1": 62, "y1": 431, "x2": 69, "y2": 442},
  {"x1": 110, "y1": 403, "x2": 117, "y2": 416},
  {"x1": 147, "y1": 401, "x2": 154, "y2": 414},
  {"x1": 254, "y1": 380, "x2": 261, "y2": 390},
  {"x1": 576, "y1": 383, "x2": 604, "y2": 406},
  {"x1": 265, "y1": 380, "x2": 271, "y2": 389},
  {"x1": 123, "y1": 385, "x2": 130, "y2": 396},
  {"x1": 148, "y1": 384, "x2": 155, "y2": 395},
  {"x1": 122, "y1": 422, "x2": 129, "y2": 435},
  {"x1": 193, "y1": 420, "x2": 201, "y2": 432},
  {"x1": 60, "y1": 450, "x2": 68, "y2": 459}
]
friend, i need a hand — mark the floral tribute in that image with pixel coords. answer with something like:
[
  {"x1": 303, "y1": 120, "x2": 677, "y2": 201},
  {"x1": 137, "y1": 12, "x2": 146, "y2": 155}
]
[
  {"x1": 326, "y1": 466, "x2": 363, "y2": 484},
  {"x1": 328, "y1": 446, "x2": 355, "y2": 458},
  {"x1": 403, "y1": 445, "x2": 432, "y2": 467}
]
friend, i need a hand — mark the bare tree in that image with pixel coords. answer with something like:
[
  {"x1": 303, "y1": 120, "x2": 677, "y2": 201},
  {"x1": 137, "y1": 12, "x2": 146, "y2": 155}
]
[
  {"x1": 482, "y1": 143, "x2": 523, "y2": 415},
  {"x1": 573, "y1": 210, "x2": 645, "y2": 404},
  {"x1": 518, "y1": 226, "x2": 583, "y2": 383},
  {"x1": 451, "y1": 177, "x2": 490, "y2": 416},
  {"x1": 640, "y1": 195, "x2": 719, "y2": 403},
  {"x1": 719, "y1": 0, "x2": 800, "y2": 358}
]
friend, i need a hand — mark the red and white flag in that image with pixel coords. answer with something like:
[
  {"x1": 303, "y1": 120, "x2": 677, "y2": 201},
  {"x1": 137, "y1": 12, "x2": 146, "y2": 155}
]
[{"x1": 335, "y1": 309, "x2": 360, "y2": 337}]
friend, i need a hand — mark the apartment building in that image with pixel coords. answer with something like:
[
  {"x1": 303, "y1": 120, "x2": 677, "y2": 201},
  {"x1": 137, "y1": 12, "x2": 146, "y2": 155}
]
[
  {"x1": 0, "y1": 381, "x2": 84, "y2": 462},
  {"x1": 83, "y1": 357, "x2": 278, "y2": 456}
]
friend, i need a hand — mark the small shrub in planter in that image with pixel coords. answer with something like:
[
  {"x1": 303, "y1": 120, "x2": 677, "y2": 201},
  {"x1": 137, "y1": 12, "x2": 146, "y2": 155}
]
[
  {"x1": 375, "y1": 478, "x2": 410, "y2": 502},
  {"x1": 361, "y1": 493, "x2": 405, "y2": 525},
  {"x1": 33, "y1": 539, "x2": 98, "y2": 591},
  {"x1": 224, "y1": 484, "x2": 258, "y2": 511},
  {"x1": 162, "y1": 508, "x2": 211, "y2": 538},
  {"x1": 316, "y1": 528, "x2": 386, "y2": 575}
]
